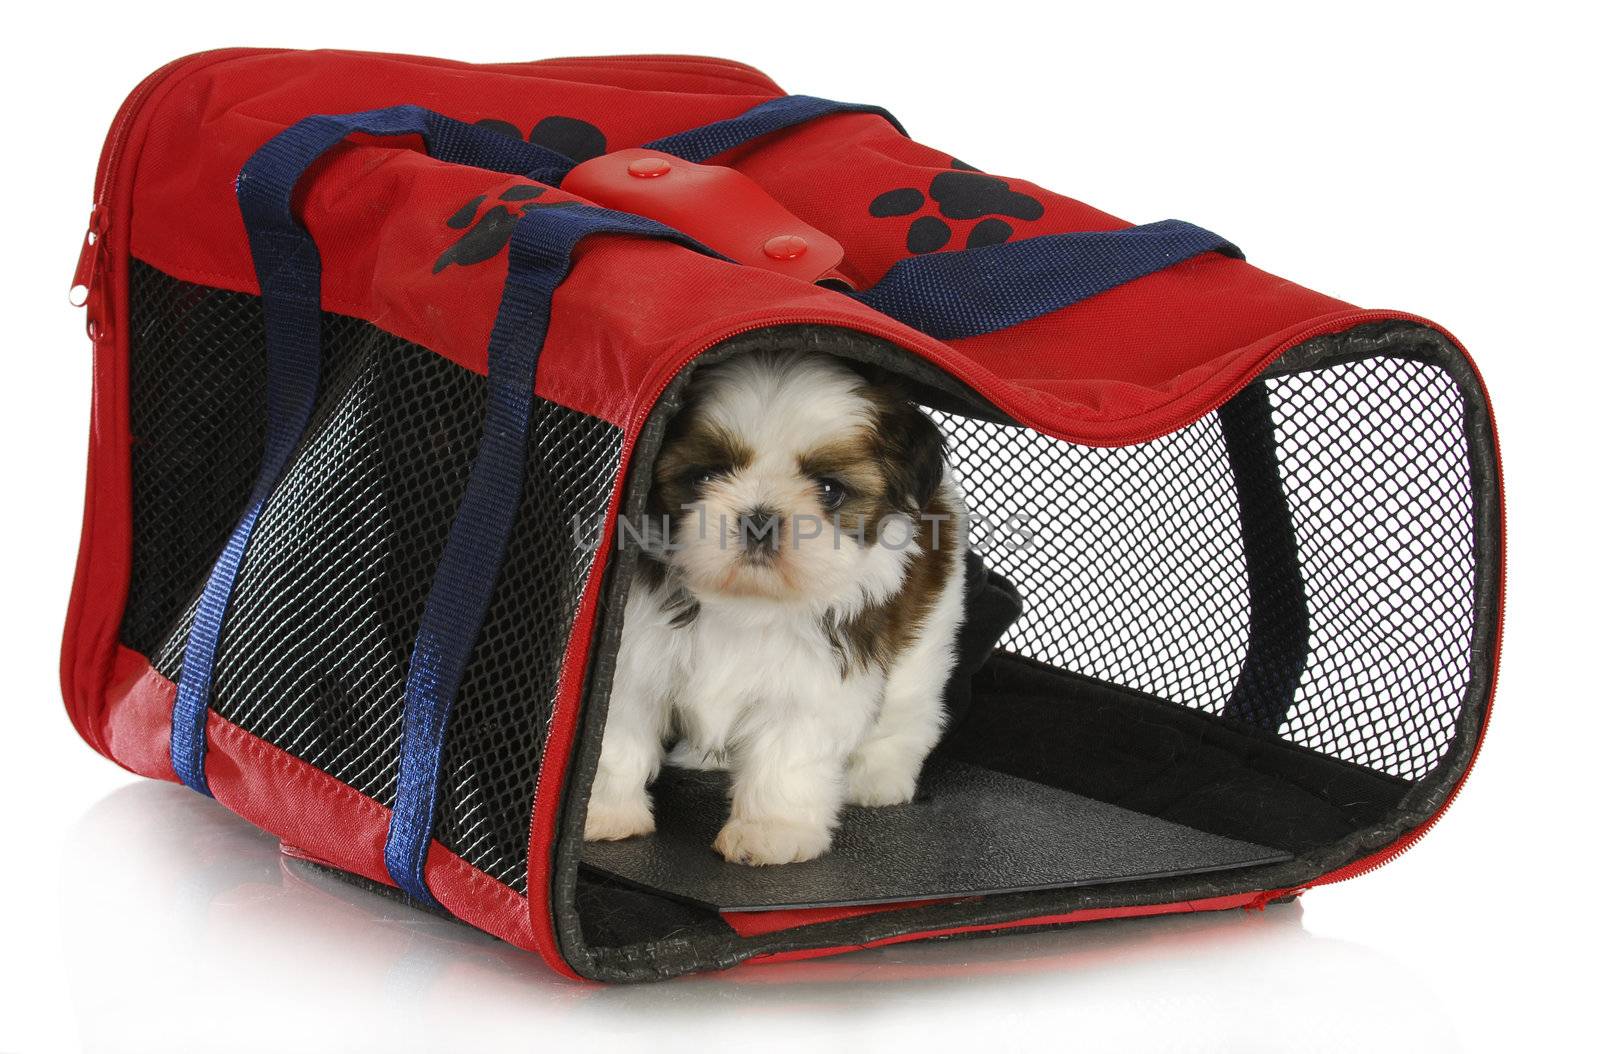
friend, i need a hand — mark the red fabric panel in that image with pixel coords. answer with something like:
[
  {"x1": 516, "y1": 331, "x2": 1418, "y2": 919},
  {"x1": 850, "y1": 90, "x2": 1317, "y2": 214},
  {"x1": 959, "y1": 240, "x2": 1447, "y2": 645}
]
[
  {"x1": 101, "y1": 646, "x2": 179, "y2": 782},
  {"x1": 96, "y1": 646, "x2": 565, "y2": 976},
  {"x1": 125, "y1": 50, "x2": 785, "y2": 303},
  {"x1": 117, "y1": 48, "x2": 1366, "y2": 445},
  {"x1": 61, "y1": 48, "x2": 265, "y2": 768}
]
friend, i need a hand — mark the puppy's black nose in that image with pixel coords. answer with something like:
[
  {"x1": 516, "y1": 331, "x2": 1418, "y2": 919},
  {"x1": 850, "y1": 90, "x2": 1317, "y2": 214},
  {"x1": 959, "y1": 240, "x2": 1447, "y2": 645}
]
[{"x1": 737, "y1": 506, "x2": 781, "y2": 558}]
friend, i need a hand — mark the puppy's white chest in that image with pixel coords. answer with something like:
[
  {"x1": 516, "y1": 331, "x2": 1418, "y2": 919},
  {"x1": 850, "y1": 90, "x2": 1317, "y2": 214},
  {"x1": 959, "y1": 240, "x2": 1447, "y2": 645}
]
[
  {"x1": 673, "y1": 606, "x2": 861, "y2": 753},
  {"x1": 685, "y1": 607, "x2": 836, "y2": 703}
]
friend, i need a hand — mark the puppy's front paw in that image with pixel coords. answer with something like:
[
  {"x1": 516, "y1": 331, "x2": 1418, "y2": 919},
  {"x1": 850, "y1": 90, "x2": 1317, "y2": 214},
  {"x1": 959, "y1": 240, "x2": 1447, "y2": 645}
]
[
  {"x1": 845, "y1": 748, "x2": 919, "y2": 807},
  {"x1": 583, "y1": 796, "x2": 655, "y2": 842},
  {"x1": 713, "y1": 817, "x2": 831, "y2": 866}
]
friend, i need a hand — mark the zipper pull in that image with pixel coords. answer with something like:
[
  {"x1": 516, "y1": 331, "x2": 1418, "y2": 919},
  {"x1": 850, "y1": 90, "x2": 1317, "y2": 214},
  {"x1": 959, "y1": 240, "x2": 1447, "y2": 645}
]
[
  {"x1": 70, "y1": 205, "x2": 107, "y2": 304},
  {"x1": 70, "y1": 205, "x2": 109, "y2": 337}
]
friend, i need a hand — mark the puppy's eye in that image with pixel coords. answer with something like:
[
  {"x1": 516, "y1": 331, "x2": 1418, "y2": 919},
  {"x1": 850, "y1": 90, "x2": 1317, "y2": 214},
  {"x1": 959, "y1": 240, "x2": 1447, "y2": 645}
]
[
  {"x1": 688, "y1": 468, "x2": 723, "y2": 489},
  {"x1": 816, "y1": 477, "x2": 848, "y2": 511}
]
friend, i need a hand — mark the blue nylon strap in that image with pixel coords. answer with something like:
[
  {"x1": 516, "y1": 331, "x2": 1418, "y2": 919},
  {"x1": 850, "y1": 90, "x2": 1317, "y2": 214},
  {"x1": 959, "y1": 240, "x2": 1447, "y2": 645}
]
[
  {"x1": 853, "y1": 219, "x2": 1242, "y2": 341},
  {"x1": 382, "y1": 206, "x2": 715, "y2": 906},
  {"x1": 649, "y1": 100, "x2": 1234, "y2": 339},
  {"x1": 643, "y1": 94, "x2": 904, "y2": 163},
  {"x1": 639, "y1": 96, "x2": 1242, "y2": 339},
  {"x1": 170, "y1": 107, "x2": 575, "y2": 795}
]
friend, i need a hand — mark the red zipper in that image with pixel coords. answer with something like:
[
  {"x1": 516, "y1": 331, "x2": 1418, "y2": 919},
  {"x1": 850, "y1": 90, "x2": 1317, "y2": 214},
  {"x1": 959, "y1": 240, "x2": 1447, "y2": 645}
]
[
  {"x1": 1258, "y1": 328, "x2": 1504, "y2": 899},
  {"x1": 1328, "y1": 325, "x2": 1500, "y2": 892},
  {"x1": 1294, "y1": 596, "x2": 1500, "y2": 890},
  {"x1": 68, "y1": 203, "x2": 107, "y2": 329},
  {"x1": 63, "y1": 48, "x2": 282, "y2": 754},
  {"x1": 68, "y1": 49, "x2": 280, "y2": 337},
  {"x1": 1251, "y1": 693, "x2": 1493, "y2": 907}
]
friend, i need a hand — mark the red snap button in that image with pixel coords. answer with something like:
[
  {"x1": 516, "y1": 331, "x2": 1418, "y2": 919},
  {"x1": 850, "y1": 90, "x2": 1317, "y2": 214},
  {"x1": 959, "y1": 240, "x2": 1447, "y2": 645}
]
[
  {"x1": 763, "y1": 234, "x2": 809, "y2": 260},
  {"x1": 627, "y1": 156, "x2": 673, "y2": 178}
]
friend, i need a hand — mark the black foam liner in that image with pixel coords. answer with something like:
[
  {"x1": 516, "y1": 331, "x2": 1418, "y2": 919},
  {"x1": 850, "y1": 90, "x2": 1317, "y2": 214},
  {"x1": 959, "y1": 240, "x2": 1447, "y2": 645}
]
[
  {"x1": 944, "y1": 652, "x2": 1413, "y2": 854},
  {"x1": 580, "y1": 758, "x2": 1291, "y2": 912}
]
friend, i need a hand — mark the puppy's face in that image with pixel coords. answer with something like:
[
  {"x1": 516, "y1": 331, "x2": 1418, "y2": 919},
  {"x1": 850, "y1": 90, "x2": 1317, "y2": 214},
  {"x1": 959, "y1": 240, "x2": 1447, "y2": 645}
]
[{"x1": 650, "y1": 352, "x2": 945, "y2": 608}]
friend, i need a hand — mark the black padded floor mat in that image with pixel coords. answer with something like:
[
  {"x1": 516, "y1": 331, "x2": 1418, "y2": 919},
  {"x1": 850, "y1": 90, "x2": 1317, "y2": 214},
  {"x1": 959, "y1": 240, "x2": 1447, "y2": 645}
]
[{"x1": 579, "y1": 759, "x2": 1291, "y2": 911}]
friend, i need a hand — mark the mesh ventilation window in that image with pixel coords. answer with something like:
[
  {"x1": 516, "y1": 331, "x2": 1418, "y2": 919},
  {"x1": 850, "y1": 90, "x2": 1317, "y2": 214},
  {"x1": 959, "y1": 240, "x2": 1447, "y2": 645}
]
[
  {"x1": 431, "y1": 404, "x2": 623, "y2": 884},
  {"x1": 940, "y1": 411, "x2": 1254, "y2": 710},
  {"x1": 121, "y1": 265, "x2": 266, "y2": 657},
  {"x1": 932, "y1": 355, "x2": 1477, "y2": 782},
  {"x1": 1269, "y1": 358, "x2": 1475, "y2": 779},
  {"x1": 125, "y1": 261, "x2": 623, "y2": 892}
]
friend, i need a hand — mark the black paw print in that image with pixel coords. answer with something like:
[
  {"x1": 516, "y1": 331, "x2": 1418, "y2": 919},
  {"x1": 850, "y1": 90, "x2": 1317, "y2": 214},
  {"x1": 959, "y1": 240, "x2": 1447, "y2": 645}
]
[
  {"x1": 434, "y1": 183, "x2": 574, "y2": 273},
  {"x1": 474, "y1": 114, "x2": 608, "y2": 163},
  {"x1": 431, "y1": 114, "x2": 609, "y2": 273},
  {"x1": 869, "y1": 159, "x2": 1045, "y2": 254}
]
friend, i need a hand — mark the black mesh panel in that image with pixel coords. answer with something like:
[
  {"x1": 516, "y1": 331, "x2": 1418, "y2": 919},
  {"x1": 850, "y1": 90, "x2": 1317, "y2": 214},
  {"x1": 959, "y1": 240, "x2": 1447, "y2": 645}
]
[
  {"x1": 932, "y1": 355, "x2": 1477, "y2": 781},
  {"x1": 121, "y1": 266, "x2": 266, "y2": 657},
  {"x1": 1268, "y1": 358, "x2": 1475, "y2": 778},
  {"x1": 125, "y1": 261, "x2": 621, "y2": 892},
  {"x1": 938, "y1": 410, "x2": 1254, "y2": 710},
  {"x1": 169, "y1": 322, "x2": 483, "y2": 801},
  {"x1": 433, "y1": 404, "x2": 621, "y2": 885}
]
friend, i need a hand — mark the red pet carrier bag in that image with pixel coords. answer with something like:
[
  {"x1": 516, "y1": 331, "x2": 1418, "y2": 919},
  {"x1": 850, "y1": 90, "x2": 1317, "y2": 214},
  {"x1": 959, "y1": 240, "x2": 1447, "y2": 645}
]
[{"x1": 62, "y1": 50, "x2": 1502, "y2": 981}]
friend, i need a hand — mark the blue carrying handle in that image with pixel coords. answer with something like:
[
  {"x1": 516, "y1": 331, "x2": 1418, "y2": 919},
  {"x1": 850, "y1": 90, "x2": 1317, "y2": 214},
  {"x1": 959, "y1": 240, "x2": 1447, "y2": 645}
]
[
  {"x1": 384, "y1": 204, "x2": 713, "y2": 905},
  {"x1": 169, "y1": 102, "x2": 722, "y2": 911},
  {"x1": 854, "y1": 220, "x2": 1241, "y2": 341},
  {"x1": 170, "y1": 107, "x2": 575, "y2": 796},
  {"x1": 641, "y1": 95, "x2": 1240, "y2": 340}
]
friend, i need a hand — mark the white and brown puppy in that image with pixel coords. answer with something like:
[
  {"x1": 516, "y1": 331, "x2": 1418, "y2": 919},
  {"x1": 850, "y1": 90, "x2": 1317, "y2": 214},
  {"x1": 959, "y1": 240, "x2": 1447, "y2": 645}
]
[{"x1": 584, "y1": 350, "x2": 968, "y2": 865}]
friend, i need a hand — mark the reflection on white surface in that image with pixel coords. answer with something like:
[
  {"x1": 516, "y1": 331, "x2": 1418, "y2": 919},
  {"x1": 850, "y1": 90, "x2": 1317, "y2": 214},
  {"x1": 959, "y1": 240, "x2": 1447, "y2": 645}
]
[{"x1": 58, "y1": 781, "x2": 1462, "y2": 1054}]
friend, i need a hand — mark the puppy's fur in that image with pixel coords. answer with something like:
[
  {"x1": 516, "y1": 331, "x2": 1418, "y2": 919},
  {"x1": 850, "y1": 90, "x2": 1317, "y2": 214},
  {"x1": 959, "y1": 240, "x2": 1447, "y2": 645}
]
[{"x1": 584, "y1": 351, "x2": 968, "y2": 865}]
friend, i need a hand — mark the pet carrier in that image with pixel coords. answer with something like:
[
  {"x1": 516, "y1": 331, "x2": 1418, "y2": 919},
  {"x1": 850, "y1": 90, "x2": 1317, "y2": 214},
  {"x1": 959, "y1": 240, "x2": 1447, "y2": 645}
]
[{"x1": 62, "y1": 49, "x2": 1501, "y2": 981}]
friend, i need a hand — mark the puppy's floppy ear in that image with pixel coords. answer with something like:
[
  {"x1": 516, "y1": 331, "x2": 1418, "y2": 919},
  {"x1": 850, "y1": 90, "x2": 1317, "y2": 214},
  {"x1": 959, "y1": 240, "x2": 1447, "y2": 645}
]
[{"x1": 877, "y1": 398, "x2": 947, "y2": 512}]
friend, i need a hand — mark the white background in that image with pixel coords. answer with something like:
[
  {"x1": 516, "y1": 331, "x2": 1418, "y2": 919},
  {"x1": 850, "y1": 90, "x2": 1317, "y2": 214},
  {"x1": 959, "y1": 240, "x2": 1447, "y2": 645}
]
[{"x1": 3, "y1": 2, "x2": 1594, "y2": 1051}]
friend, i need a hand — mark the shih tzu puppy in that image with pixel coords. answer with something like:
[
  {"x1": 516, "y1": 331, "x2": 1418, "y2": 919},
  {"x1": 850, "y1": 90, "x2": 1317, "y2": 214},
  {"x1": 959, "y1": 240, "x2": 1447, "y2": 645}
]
[{"x1": 584, "y1": 350, "x2": 968, "y2": 865}]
